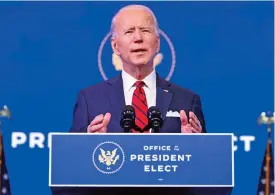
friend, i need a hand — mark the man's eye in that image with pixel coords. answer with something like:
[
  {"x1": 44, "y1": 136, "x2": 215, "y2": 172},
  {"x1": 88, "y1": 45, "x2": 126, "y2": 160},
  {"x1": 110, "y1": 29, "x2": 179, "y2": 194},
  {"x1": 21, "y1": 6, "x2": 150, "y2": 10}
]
[{"x1": 143, "y1": 30, "x2": 150, "y2": 32}]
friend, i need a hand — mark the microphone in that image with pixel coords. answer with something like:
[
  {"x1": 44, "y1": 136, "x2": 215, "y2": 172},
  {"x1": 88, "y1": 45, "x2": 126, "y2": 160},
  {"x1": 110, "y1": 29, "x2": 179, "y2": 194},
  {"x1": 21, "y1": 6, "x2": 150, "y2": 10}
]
[
  {"x1": 120, "y1": 105, "x2": 135, "y2": 132},
  {"x1": 147, "y1": 106, "x2": 163, "y2": 133}
]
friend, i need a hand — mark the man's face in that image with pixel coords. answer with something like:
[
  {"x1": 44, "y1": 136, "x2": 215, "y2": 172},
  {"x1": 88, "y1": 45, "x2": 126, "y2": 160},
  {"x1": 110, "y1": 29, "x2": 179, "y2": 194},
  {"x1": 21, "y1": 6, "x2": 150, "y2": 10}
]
[{"x1": 111, "y1": 8, "x2": 160, "y2": 68}]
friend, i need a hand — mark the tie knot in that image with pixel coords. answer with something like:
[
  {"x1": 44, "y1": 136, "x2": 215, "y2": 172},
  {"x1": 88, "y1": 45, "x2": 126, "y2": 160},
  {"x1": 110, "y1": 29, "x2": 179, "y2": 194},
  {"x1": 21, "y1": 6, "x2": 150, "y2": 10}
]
[{"x1": 134, "y1": 81, "x2": 145, "y2": 88}]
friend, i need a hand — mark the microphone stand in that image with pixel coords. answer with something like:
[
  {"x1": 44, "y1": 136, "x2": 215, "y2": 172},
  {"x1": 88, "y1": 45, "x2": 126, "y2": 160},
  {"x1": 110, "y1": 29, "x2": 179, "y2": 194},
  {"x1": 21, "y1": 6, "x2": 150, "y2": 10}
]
[
  {"x1": 123, "y1": 126, "x2": 131, "y2": 133},
  {"x1": 132, "y1": 124, "x2": 151, "y2": 133},
  {"x1": 151, "y1": 126, "x2": 160, "y2": 133}
]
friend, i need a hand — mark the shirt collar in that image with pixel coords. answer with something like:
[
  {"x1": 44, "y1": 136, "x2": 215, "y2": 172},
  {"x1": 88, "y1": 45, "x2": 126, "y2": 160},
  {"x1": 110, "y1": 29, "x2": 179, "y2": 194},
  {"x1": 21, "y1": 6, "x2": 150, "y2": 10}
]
[{"x1": 121, "y1": 69, "x2": 156, "y2": 91}]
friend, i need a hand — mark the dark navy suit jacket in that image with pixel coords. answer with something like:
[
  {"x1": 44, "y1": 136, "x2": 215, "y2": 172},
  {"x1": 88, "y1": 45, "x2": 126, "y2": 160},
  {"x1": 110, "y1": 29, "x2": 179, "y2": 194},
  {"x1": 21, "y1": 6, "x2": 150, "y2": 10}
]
[{"x1": 51, "y1": 73, "x2": 233, "y2": 195}]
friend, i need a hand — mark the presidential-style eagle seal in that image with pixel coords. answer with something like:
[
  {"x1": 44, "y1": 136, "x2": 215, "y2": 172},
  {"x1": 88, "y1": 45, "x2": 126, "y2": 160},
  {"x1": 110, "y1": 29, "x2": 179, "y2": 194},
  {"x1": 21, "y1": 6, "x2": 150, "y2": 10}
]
[{"x1": 92, "y1": 141, "x2": 125, "y2": 174}]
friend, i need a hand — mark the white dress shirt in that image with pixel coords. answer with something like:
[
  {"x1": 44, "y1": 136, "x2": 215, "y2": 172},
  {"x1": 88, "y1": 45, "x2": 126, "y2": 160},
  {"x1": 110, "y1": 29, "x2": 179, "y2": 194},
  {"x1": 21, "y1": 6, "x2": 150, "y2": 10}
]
[{"x1": 121, "y1": 69, "x2": 156, "y2": 109}]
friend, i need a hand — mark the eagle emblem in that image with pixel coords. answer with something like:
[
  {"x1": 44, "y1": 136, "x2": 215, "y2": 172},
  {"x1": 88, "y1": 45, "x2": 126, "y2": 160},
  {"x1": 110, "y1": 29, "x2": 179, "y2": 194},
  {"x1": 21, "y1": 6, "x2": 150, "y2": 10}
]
[{"x1": 98, "y1": 148, "x2": 120, "y2": 169}]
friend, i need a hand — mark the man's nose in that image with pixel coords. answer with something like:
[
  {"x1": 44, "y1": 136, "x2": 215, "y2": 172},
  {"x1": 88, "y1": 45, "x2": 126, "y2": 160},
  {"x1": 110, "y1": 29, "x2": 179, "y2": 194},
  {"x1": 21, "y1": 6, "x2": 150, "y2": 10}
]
[{"x1": 133, "y1": 30, "x2": 143, "y2": 42}]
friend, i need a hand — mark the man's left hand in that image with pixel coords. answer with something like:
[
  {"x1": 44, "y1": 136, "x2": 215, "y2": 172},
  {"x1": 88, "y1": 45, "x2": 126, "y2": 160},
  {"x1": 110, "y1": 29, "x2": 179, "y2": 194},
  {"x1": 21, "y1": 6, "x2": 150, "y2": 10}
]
[{"x1": 180, "y1": 110, "x2": 202, "y2": 133}]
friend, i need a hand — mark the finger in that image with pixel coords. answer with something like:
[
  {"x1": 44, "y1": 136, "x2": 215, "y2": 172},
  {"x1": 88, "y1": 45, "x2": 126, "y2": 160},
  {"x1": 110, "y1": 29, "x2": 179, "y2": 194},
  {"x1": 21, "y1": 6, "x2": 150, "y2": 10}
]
[
  {"x1": 102, "y1": 113, "x2": 111, "y2": 127},
  {"x1": 88, "y1": 123, "x2": 104, "y2": 133},
  {"x1": 189, "y1": 112, "x2": 199, "y2": 121},
  {"x1": 189, "y1": 119, "x2": 201, "y2": 132},
  {"x1": 100, "y1": 127, "x2": 107, "y2": 133},
  {"x1": 189, "y1": 112, "x2": 200, "y2": 126},
  {"x1": 181, "y1": 125, "x2": 194, "y2": 133},
  {"x1": 180, "y1": 110, "x2": 188, "y2": 125},
  {"x1": 192, "y1": 127, "x2": 201, "y2": 133},
  {"x1": 90, "y1": 114, "x2": 104, "y2": 126}
]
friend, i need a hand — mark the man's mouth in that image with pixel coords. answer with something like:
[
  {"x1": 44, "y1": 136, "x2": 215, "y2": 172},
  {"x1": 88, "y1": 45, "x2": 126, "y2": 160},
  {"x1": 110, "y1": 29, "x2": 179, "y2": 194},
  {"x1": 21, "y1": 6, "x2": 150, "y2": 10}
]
[{"x1": 131, "y1": 48, "x2": 147, "y2": 53}]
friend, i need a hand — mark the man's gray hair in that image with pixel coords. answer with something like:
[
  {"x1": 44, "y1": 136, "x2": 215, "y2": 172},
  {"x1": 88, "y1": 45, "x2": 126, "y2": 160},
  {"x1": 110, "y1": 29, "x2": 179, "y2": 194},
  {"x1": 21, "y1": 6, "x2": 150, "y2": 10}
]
[{"x1": 110, "y1": 5, "x2": 160, "y2": 38}]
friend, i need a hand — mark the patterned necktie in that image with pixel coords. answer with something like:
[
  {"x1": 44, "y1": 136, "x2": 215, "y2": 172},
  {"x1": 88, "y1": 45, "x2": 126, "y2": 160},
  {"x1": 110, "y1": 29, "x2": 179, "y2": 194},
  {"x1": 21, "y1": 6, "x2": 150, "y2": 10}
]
[{"x1": 132, "y1": 81, "x2": 149, "y2": 132}]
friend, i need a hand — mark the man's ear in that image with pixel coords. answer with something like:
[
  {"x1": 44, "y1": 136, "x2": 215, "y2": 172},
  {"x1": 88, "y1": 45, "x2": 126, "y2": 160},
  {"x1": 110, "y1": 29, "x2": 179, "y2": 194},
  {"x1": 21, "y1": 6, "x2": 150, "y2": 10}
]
[{"x1": 111, "y1": 37, "x2": 121, "y2": 56}]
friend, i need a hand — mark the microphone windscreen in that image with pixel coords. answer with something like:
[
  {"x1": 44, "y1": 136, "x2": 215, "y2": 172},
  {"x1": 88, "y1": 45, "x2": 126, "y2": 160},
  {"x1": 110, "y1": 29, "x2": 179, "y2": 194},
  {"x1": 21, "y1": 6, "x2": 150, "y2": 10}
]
[
  {"x1": 124, "y1": 105, "x2": 134, "y2": 112},
  {"x1": 120, "y1": 105, "x2": 136, "y2": 131},
  {"x1": 148, "y1": 106, "x2": 161, "y2": 117},
  {"x1": 147, "y1": 106, "x2": 163, "y2": 131}
]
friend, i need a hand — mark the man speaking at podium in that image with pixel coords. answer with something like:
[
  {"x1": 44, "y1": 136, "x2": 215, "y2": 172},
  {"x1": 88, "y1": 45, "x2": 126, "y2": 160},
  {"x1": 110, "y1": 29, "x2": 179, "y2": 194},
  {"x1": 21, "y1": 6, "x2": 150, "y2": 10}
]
[
  {"x1": 51, "y1": 4, "x2": 232, "y2": 195},
  {"x1": 73, "y1": 4, "x2": 205, "y2": 135}
]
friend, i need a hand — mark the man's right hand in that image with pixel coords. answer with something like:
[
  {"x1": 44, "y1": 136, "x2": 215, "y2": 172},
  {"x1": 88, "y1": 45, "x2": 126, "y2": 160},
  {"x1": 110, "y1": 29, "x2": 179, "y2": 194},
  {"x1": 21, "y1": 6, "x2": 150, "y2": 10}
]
[{"x1": 87, "y1": 113, "x2": 111, "y2": 133}]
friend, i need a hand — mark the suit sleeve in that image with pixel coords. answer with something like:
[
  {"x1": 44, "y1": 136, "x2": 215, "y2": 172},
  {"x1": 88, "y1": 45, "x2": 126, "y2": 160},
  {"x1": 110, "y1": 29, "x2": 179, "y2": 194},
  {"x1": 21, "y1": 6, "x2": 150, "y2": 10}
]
[
  {"x1": 70, "y1": 91, "x2": 90, "y2": 133},
  {"x1": 191, "y1": 95, "x2": 206, "y2": 133}
]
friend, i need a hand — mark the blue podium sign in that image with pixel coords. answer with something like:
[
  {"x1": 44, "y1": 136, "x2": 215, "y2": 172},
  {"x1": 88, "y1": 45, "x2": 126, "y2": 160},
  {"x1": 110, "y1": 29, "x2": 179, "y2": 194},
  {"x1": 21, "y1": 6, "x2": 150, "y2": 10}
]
[{"x1": 49, "y1": 133, "x2": 234, "y2": 187}]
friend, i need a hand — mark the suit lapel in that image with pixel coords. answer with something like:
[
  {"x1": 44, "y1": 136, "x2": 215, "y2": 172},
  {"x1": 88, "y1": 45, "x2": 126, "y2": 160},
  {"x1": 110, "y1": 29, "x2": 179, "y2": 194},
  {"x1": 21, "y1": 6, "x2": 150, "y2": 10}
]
[
  {"x1": 156, "y1": 75, "x2": 174, "y2": 123},
  {"x1": 106, "y1": 74, "x2": 125, "y2": 132}
]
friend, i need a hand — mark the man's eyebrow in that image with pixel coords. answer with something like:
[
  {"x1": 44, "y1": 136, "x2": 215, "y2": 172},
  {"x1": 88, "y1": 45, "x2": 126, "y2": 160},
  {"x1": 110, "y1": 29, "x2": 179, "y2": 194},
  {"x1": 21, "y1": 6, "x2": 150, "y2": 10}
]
[
  {"x1": 123, "y1": 26, "x2": 135, "y2": 31},
  {"x1": 140, "y1": 26, "x2": 152, "y2": 30},
  {"x1": 123, "y1": 26, "x2": 152, "y2": 31}
]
